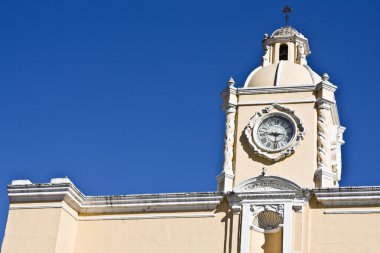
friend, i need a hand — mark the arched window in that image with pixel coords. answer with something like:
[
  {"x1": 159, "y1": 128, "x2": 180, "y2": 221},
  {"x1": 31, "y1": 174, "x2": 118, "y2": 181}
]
[{"x1": 279, "y1": 44, "x2": 288, "y2": 61}]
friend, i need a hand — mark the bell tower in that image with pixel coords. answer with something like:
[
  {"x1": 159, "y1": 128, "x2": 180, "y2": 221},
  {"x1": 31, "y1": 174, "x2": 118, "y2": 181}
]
[{"x1": 217, "y1": 25, "x2": 345, "y2": 192}]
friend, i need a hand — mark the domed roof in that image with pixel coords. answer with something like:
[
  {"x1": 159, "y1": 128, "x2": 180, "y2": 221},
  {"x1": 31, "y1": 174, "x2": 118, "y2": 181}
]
[
  {"x1": 271, "y1": 26, "x2": 303, "y2": 38},
  {"x1": 244, "y1": 61, "x2": 321, "y2": 88}
]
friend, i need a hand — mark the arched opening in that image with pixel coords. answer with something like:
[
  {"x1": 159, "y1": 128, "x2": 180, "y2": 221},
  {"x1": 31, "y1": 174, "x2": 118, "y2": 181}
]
[{"x1": 279, "y1": 44, "x2": 288, "y2": 61}]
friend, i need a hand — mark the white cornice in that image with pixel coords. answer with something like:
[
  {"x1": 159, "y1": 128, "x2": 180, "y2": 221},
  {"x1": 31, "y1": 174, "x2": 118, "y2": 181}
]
[
  {"x1": 237, "y1": 85, "x2": 316, "y2": 95},
  {"x1": 10, "y1": 180, "x2": 380, "y2": 213},
  {"x1": 315, "y1": 81, "x2": 337, "y2": 92},
  {"x1": 238, "y1": 98, "x2": 315, "y2": 106},
  {"x1": 8, "y1": 182, "x2": 223, "y2": 214},
  {"x1": 220, "y1": 86, "x2": 237, "y2": 96},
  {"x1": 10, "y1": 204, "x2": 216, "y2": 221},
  {"x1": 314, "y1": 187, "x2": 380, "y2": 206},
  {"x1": 324, "y1": 210, "x2": 380, "y2": 214}
]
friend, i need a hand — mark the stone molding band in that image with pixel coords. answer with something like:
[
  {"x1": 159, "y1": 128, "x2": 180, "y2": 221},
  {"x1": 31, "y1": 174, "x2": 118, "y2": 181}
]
[{"x1": 9, "y1": 179, "x2": 380, "y2": 215}]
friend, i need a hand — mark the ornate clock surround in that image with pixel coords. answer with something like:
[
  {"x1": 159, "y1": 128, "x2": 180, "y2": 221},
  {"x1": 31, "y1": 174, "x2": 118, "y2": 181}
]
[{"x1": 244, "y1": 104, "x2": 305, "y2": 161}]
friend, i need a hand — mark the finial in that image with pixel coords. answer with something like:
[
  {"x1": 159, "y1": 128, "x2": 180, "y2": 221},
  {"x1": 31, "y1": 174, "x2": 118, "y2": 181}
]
[
  {"x1": 282, "y1": 5, "x2": 293, "y2": 26},
  {"x1": 227, "y1": 77, "x2": 235, "y2": 87},
  {"x1": 263, "y1": 33, "x2": 269, "y2": 40},
  {"x1": 261, "y1": 167, "x2": 267, "y2": 176},
  {"x1": 322, "y1": 73, "x2": 330, "y2": 81}
]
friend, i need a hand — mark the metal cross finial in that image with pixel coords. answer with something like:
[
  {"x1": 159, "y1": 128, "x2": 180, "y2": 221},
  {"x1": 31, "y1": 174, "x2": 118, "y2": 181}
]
[{"x1": 282, "y1": 5, "x2": 293, "y2": 26}]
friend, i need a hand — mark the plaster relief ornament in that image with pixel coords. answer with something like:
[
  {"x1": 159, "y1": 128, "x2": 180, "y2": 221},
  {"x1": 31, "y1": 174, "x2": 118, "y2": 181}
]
[
  {"x1": 244, "y1": 104, "x2": 305, "y2": 161},
  {"x1": 250, "y1": 204, "x2": 284, "y2": 233},
  {"x1": 262, "y1": 44, "x2": 271, "y2": 66},
  {"x1": 297, "y1": 43, "x2": 307, "y2": 65}
]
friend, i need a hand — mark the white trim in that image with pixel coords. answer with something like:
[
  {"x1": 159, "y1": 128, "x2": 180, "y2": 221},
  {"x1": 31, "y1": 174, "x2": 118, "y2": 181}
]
[
  {"x1": 314, "y1": 187, "x2": 380, "y2": 206},
  {"x1": 238, "y1": 98, "x2": 315, "y2": 106},
  {"x1": 315, "y1": 81, "x2": 337, "y2": 92},
  {"x1": 237, "y1": 85, "x2": 316, "y2": 95},
  {"x1": 240, "y1": 203, "x2": 251, "y2": 253},
  {"x1": 324, "y1": 210, "x2": 380, "y2": 214},
  {"x1": 234, "y1": 176, "x2": 302, "y2": 193},
  {"x1": 282, "y1": 203, "x2": 293, "y2": 253},
  {"x1": 8, "y1": 182, "x2": 223, "y2": 214},
  {"x1": 79, "y1": 213, "x2": 215, "y2": 221},
  {"x1": 303, "y1": 65, "x2": 316, "y2": 84},
  {"x1": 10, "y1": 204, "x2": 215, "y2": 221}
]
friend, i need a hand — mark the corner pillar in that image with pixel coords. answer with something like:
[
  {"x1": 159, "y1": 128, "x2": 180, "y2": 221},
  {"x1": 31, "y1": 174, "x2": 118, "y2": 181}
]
[{"x1": 218, "y1": 79, "x2": 237, "y2": 192}]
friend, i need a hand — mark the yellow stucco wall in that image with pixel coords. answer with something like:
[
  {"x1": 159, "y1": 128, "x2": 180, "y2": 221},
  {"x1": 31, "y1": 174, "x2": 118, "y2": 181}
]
[
  {"x1": 2, "y1": 207, "x2": 63, "y2": 253},
  {"x1": 74, "y1": 212, "x2": 226, "y2": 253},
  {"x1": 308, "y1": 207, "x2": 380, "y2": 253},
  {"x1": 233, "y1": 92, "x2": 317, "y2": 188},
  {"x1": 55, "y1": 203, "x2": 78, "y2": 253},
  {"x1": 4, "y1": 201, "x2": 380, "y2": 253}
]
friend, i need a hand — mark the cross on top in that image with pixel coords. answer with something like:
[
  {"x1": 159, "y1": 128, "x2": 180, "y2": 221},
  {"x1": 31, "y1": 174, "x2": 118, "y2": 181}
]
[{"x1": 282, "y1": 5, "x2": 293, "y2": 26}]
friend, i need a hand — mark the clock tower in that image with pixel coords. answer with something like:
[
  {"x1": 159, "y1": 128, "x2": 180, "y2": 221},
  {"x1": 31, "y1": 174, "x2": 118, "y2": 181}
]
[{"x1": 218, "y1": 26, "x2": 345, "y2": 191}]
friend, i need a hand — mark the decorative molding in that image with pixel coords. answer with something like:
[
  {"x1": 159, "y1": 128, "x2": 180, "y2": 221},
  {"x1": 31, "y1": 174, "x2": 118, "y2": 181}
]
[
  {"x1": 315, "y1": 81, "x2": 337, "y2": 93},
  {"x1": 217, "y1": 171, "x2": 234, "y2": 180},
  {"x1": 226, "y1": 192, "x2": 242, "y2": 214},
  {"x1": 244, "y1": 104, "x2": 305, "y2": 161},
  {"x1": 79, "y1": 213, "x2": 216, "y2": 221},
  {"x1": 222, "y1": 104, "x2": 237, "y2": 173},
  {"x1": 314, "y1": 187, "x2": 380, "y2": 206},
  {"x1": 314, "y1": 168, "x2": 336, "y2": 180},
  {"x1": 316, "y1": 99, "x2": 331, "y2": 175},
  {"x1": 10, "y1": 204, "x2": 215, "y2": 221},
  {"x1": 8, "y1": 181, "x2": 224, "y2": 214},
  {"x1": 303, "y1": 65, "x2": 315, "y2": 84},
  {"x1": 324, "y1": 210, "x2": 380, "y2": 214},
  {"x1": 261, "y1": 45, "x2": 270, "y2": 67},
  {"x1": 238, "y1": 85, "x2": 316, "y2": 95},
  {"x1": 250, "y1": 204, "x2": 284, "y2": 233},
  {"x1": 238, "y1": 98, "x2": 315, "y2": 106},
  {"x1": 219, "y1": 85, "x2": 238, "y2": 192},
  {"x1": 296, "y1": 43, "x2": 307, "y2": 65},
  {"x1": 234, "y1": 176, "x2": 301, "y2": 193}
]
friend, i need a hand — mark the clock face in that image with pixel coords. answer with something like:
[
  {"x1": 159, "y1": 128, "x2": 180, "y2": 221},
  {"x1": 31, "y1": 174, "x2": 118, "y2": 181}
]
[{"x1": 256, "y1": 115, "x2": 295, "y2": 152}]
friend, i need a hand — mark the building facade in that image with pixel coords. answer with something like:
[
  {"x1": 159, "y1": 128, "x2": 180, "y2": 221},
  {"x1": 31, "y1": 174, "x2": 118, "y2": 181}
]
[{"x1": 3, "y1": 26, "x2": 380, "y2": 253}]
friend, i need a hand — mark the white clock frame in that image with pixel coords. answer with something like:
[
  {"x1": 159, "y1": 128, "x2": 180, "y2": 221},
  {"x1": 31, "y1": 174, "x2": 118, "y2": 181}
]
[{"x1": 244, "y1": 104, "x2": 305, "y2": 162}]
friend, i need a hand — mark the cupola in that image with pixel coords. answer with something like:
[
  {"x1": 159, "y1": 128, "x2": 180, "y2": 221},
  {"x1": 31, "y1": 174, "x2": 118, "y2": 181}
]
[{"x1": 244, "y1": 26, "x2": 321, "y2": 88}]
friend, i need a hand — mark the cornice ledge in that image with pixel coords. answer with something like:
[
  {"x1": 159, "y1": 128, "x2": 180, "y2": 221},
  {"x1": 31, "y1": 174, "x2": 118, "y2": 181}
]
[
  {"x1": 316, "y1": 97, "x2": 335, "y2": 106},
  {"x1": 82, "y1": 192, "x2": 224, "y2": 213},
  {"x1": 8, "y1": 182, "x2": 85, "y2": 211},
  {"x1": 237, "y1": 85, "x2": 316, "y2": 95},
  {"x1": 220, "y1": 86, "x2": 237, "y2": 96},
  {"x1": 314, "y1": 186, "x2": 380, "y2": 206},
  {"x1": 315, "y1": 81, "x2": 337, "y2": 92},
  {"x1": 216, "y1": 171, "x2": 234, "y2": 180},
  {"x1": 8, "y1": 180, "x2": 224, "y2": 213},
  {"x1": 237, "y1": 191, "x2": 298, "y2": 200}
]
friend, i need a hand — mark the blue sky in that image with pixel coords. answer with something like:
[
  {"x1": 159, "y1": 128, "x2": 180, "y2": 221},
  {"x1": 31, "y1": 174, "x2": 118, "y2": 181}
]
[{"x1": 0, "y1": 0, "x2": 379, "y2": 242}]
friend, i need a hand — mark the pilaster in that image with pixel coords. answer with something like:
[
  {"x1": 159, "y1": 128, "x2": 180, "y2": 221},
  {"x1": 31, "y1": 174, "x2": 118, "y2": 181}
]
[
  {"x1": 314, "y1": 77, "x2": 339, "y2": 187},
  {"x1": 218, "y1": 78, "x2": 238, "y2": 192}
]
